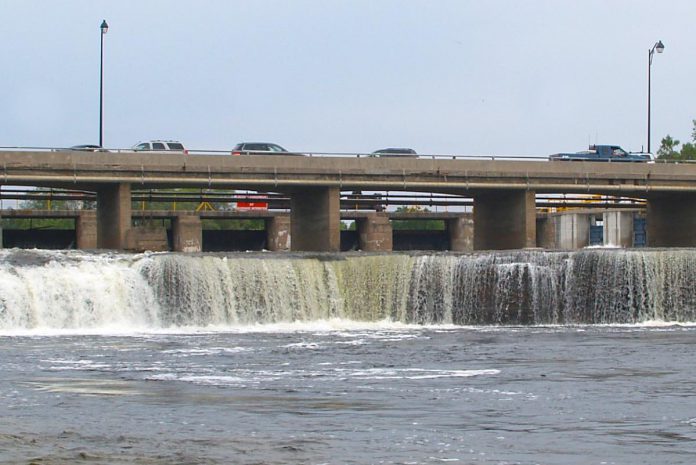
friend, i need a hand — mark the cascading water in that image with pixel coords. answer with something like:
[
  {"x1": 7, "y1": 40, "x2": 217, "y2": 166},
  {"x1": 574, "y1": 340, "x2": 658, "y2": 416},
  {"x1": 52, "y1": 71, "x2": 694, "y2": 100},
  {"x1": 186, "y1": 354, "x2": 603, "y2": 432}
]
[{"x1": 1, "y1": 248, "x2": 695, "y2": 330}]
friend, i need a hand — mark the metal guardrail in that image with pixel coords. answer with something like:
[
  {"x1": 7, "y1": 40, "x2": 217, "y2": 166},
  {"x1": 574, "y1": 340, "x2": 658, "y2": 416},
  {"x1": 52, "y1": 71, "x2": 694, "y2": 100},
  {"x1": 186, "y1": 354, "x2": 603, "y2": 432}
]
[{"x1": 1, "y1": 145, "x2": 695, "y2": 163}]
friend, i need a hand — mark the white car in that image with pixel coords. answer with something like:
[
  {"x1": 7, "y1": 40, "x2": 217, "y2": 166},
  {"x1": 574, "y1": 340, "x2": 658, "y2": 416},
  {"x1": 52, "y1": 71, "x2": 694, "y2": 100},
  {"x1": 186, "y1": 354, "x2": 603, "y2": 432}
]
[{"x1": 132, "y1": 140, "x2": 187, "y2": 153}]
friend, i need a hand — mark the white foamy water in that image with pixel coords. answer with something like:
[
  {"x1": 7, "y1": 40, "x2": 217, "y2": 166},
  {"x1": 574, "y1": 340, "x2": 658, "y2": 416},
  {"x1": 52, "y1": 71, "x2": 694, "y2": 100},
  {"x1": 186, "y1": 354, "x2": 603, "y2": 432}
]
[{"x1": 2, "y1": 248, "x2": 696, "y2": 334}]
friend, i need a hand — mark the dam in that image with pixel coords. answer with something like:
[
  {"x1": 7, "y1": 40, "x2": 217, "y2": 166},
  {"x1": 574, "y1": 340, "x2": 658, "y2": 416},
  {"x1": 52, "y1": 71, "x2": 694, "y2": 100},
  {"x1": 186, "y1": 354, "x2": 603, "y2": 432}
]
[{"x1": 1, "y1": 247, "x2": 694, "y2": 331}]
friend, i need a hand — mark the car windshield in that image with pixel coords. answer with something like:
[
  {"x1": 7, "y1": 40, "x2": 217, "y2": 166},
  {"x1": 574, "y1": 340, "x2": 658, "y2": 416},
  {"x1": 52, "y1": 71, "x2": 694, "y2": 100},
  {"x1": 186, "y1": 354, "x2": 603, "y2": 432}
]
[
  {"x1": 168, "y1": 143, "x2": 184, "y2": 150},
  {"x1": 268, "y1": 144, "x2": 287, "y2": 152}
]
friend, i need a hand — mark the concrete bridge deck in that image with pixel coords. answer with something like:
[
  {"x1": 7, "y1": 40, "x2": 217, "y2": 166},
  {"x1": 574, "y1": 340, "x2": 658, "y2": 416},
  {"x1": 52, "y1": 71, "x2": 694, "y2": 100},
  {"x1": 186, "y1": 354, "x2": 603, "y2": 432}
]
[{"x1": 1, "y1": 150, "x2": 696, "y2": 195}]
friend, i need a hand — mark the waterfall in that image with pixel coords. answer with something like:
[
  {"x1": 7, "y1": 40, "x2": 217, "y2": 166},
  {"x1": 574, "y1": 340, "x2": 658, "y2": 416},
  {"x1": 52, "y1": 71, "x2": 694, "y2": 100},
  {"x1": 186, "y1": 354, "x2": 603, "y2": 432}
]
[{"x1": 1, "y1": 248, "x2": 696, "y2": 330}]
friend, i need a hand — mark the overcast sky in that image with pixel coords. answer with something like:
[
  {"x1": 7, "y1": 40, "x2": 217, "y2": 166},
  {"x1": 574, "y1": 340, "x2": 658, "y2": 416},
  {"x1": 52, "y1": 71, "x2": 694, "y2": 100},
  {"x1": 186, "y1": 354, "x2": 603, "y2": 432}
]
[{"x1": 1, "y1": 0, "x2": 694, "y2": 156}]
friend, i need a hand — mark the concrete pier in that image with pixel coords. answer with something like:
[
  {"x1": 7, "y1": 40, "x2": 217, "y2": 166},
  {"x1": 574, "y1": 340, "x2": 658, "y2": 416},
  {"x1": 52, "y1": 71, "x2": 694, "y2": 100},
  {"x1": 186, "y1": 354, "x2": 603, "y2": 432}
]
[
  {"x1": 172, "y1": 214, "x2": 203, "y2": 252},
  {"x1": 357, "y1": 213, "x2": 393, "y2": 251},
  {"x1": 76, "y1": 211, "x2": 97, "y2": 249},
  {"x1": 473, "y1": 191, "x2": 536, "y2": 250},
  {"x1": 96, "y1": 183, "x2": 132, "y2": 249},
  {"x1": 290, "y1": 187, "x2": 341, "y2": 252},
  {"x1": 536, "y1": 215, "x2": 556, "y2": 249},
  {"x1": 555, "y1": 213, "x2": 590, "y2": 249},
  {"x1": 647, "y1": 194, "x2": 696, "y2": 247},
  {"x1": 126, "y1": 225, "x2": 169, "y2": 252},
  {"x1": 604, "y1": 211, "x2": 634, "y2": 247},
  {"x1": 265, "y1": 215, "x2": 291, "y2": 251},
  {"x1": 447, "y1": 216, "x2": 473, "y2": 252}
]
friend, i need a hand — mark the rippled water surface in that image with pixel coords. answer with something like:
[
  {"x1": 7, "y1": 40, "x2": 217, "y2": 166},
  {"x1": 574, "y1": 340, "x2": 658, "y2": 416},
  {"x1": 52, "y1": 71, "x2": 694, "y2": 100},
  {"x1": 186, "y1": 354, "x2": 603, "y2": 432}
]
[{"x1": 2, "y1": 324, "x2": 696, "y2": 464}]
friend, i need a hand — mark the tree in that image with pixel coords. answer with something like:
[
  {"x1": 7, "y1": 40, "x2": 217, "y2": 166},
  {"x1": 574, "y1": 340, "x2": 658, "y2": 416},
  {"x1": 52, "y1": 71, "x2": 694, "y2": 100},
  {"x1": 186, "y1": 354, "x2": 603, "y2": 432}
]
[
  {"x1": 656, "y1": 135, "x2": 681, "y2": 160},
  {"x1": 657, "y1": 120, "x2": 696, "y2": 161},
  {"x1": 391, "y1": 206, "x2": 445, "y2": 231}
]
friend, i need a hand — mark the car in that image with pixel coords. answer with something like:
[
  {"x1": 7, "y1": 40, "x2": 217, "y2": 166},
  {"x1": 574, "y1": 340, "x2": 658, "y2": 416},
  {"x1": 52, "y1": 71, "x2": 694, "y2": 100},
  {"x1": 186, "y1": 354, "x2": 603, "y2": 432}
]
[
  {"x1": 53, "y1": 144, "x2": 109, "y2": 152},
  {"x1": 132, "y1": 140, "x2": 188, "y2": 153},
  {"x1": 549, "y1": 145, "x2": 651, "y2": 162},
  {"x1": 370, "y1": 148, "x2": 418, "y2": 158},
  {"x1": 231, "y1": 142, "x2": 304, "y2": 156},
  {"x1": 68, "y1": 144, "x2": 108, "y2": 152}
]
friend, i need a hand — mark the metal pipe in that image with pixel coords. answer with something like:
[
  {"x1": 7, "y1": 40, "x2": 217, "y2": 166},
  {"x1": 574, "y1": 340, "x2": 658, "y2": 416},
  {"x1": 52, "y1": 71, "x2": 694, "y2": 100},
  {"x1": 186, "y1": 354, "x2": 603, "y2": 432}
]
[{"x1": 3, "y1": 174, "x2": 696, "y2": 192}]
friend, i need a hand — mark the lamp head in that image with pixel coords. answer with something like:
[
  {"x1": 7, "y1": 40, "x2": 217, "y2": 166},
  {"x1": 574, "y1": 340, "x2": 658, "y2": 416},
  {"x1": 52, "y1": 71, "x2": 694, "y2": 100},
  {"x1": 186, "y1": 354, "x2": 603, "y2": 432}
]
[
  {"x1": 656, "y1": 40, "x2": 664, "y2": 53},
  {"x1": 100, "y1": 20, "x2": 109, "y2": 34}
]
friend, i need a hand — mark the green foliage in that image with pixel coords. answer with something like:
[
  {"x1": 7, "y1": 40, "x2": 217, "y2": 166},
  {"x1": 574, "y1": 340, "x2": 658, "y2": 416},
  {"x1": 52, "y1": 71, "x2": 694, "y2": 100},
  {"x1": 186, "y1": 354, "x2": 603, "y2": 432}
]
[
  {"x1": 657, "y1": 120, "x2": 696, "y2": 161},
  {"x1": 2, "y1": 197, "x2": 84, "y2": 230},
  {"x1": 391, "y1": 206, "x2": 445, "y2": 231},
  {"x1": 2, "y1": 218, "x2": 74, "y2": 230},
  {"x1": 656, "y1": 135, "x2": 681, "y2": 160},
  {"x1": 201, "y1": 219, "x2": 264, "y2": 230}
]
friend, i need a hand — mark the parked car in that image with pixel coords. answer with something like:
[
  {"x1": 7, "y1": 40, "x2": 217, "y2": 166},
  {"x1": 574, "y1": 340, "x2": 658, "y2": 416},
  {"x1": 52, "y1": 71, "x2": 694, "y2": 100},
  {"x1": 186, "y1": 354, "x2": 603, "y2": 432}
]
[
  {"x1": 370, "y1": 148, "x2": 418, "y2": 158},
  {"x1": 132, "y1": 140, "x2": 188, "y2": 153},
  {"x1": 549, "y1": 145, "x2": 651, "y2": 162},
  {"x1": 232, "y1": 142, "x2": 304, "y2": 156},
  {"x1": 56, "y1": 144, "x2": 108, "y2": 152}
]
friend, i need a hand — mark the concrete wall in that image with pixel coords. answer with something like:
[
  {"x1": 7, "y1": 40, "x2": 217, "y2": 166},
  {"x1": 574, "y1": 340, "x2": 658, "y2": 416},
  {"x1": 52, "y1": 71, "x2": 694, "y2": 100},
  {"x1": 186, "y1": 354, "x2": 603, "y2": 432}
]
[
  {"x1": 290, "y1": 187, "x2": 341, "y2": 252},
  {"x1": 536, "y1": 215, "x2": 557, "y2": 249},
  {"x1": 76, "y1": 211, "x2": 97, "y2": 249},
  {"x1": 447, "y1": 216, "x2": 473, "y2": 252},
  {"x1": 603, "y1": 211, "x2": 634, "y2": 247},
  {"x1": 96, "y1": 183, "x2": 132, "y2": 249},
  {"x1": 647, "y1": 195, "x2": 696, "y2": 247},
  {"x1": 474, "y1": 191, "x2": 536, "y2": 250},
  {"x1": 265, "y1": 216, "x2": 291, "y2": 251},
  {"x1": 172, "y1": 214, "x2": 202, "y2": 252},
  {"x1": 555, "y1": 213, "x2": 590, "y2": 249},
  {"x1": 126, "y1": 225, "x2": 169, "y2": 252},
  {"x1": 357, "y1": 213, "x2": 393, "y2": 251}
]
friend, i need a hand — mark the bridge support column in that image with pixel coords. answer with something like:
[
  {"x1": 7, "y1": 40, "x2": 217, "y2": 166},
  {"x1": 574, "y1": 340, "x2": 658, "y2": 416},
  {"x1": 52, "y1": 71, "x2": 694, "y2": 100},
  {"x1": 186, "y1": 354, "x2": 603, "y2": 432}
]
[
  {"x1": 447, "y1": 216, "x2": 473, "y2": 252},
  {"x1": 290, "y1": 187, "x2": 340, "y2": 252},
  {"x1": 536, "y1": 214, "x2": 556, "y2": 249},
  {"x1": 172, "y1": 213, "x2": 202, "y2": 252},
  {"x1": 357, "y1": 213, "x2": 392, "y2": 251},
  {"x1": 603, "y1": 211, "x2": 634, "y2": 247},
  {"x1": 555, "y1": 213, "x2": 590, "y2": 249},
  {"x1": 647, "y1": 194, "x2": 696, "y2": 246},
  {"x1": 266, "y1": 215, "x2": 291, "y2": 251},
  {"x1": 76, "y1": 211, "x2": 97, "y2": 249},
  {"x1": 96, "y1": 183, "x2": 132, "y2": 250},
  {"x1": 473, "y1": 191, "x2": 536, "y2": 250}
]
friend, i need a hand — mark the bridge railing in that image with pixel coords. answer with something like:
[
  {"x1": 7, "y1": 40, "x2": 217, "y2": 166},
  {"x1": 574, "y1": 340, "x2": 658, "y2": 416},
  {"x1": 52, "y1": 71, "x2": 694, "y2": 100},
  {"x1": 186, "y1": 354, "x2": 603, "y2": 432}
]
[{"x1": 3, "y1": 145, "x2": 696, "y2": 164}]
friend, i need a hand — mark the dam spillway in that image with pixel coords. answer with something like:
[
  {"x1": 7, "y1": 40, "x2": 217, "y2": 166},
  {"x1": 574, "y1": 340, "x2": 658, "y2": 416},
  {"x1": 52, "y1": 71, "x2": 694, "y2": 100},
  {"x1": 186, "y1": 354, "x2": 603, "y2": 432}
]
[{"x1": 0, "y1": 248, "x2": 695, "y2": 331}]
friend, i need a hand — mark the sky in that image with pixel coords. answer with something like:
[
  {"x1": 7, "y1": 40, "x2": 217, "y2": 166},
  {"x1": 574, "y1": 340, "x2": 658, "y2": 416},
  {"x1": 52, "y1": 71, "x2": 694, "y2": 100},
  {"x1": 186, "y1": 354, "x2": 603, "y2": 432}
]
[{"x1": 1, "y1": 0, "x2": 694, "y2": 157}]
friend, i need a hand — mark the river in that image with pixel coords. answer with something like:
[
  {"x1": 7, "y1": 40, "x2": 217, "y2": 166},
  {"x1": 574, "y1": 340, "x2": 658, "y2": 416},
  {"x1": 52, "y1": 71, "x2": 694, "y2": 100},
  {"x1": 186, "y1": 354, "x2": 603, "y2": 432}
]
[{"x1": 1, "y1": 249, "x2": 695, "y2": 464}]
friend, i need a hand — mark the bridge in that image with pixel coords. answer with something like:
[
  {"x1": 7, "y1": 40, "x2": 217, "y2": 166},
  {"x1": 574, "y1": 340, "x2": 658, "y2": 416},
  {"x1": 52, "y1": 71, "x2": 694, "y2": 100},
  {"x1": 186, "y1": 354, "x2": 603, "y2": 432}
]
[{"x1": 1, "y1": 149, "x2": 695, "y2": 251}]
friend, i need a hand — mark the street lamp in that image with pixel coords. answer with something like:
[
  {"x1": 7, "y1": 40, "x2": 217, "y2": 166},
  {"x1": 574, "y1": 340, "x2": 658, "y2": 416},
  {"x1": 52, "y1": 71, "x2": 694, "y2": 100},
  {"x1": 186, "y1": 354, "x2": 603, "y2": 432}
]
[
  {"x1": 99, "y1": 19, "x2": 109, "y2": 148},
  {"x1": 647, "y1": 40, "x2": 664, "y2": 153}
]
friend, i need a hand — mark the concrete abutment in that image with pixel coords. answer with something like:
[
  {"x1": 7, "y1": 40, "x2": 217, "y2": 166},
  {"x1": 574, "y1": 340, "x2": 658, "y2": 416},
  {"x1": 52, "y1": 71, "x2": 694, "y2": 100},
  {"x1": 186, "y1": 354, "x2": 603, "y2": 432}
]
[
  {"x1": 357, "y1": 213, "x2": 393, "y2": 251},
  {"x1": 96, "y1": 183, "x2": 132, "y2": 250},
  {"x1": 447, "y1": 216, "x2": 473, "y2": 252},
  {"x1": 474, "y1": 190, "x2": 536, "y2": 250},
  {"x1": 647, "y1": 194, "x2": 696, "y2": 247},
  {"x1": 290, "y1": 187, "x2": 341, "y2": 252},
  {"x1": 265, "y1": 215, "x2": 291, "y2": 251},
  {"x1": 76, "y1": 211, "x2": 97, "y2": 249},
  {"x1": 172, "y1": 214, "x2": 203, "y2": 252}
]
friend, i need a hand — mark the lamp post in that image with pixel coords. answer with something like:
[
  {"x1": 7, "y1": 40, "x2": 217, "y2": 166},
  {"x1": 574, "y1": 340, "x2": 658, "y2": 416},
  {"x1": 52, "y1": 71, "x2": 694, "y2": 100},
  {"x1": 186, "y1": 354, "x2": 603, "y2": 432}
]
[
  {"x1": 647, "y1": 40, "x2": 664, "y2": 153},
  {"x1": 99, "y1": 19, "x2": 109, "y2": 148}
]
